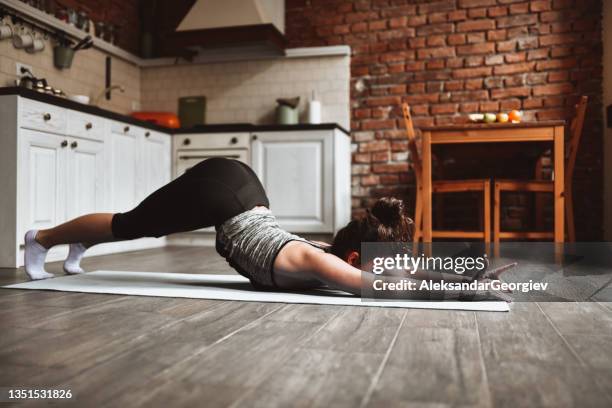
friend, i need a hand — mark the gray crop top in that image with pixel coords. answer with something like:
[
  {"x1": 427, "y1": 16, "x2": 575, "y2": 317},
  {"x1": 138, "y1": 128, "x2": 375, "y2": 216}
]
[{"x1": 215, "y1": 207, "x2": 327, "y2": 289}]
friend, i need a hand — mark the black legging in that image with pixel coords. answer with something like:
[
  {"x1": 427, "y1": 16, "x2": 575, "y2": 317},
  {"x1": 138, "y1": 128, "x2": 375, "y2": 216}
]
[{"x1": 111, "y1": 158, "x2": 270, "y2": 239}]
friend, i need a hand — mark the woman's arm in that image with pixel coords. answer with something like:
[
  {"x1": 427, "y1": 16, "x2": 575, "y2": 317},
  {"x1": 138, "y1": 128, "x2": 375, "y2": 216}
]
[{"x1": 273, "y1": 242, "x2": 511, "y2": 301}]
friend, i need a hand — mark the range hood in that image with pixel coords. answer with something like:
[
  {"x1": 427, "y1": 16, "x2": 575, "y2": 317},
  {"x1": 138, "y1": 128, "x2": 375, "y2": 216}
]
[{"x1": 167, "y1": 0, "x2": 286, "y2": 59}]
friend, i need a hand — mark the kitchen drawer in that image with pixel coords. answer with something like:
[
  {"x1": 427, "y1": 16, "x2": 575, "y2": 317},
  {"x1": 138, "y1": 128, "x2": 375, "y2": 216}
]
[
  {"x1": 110, "y1": 121, "x2": 143, "y2": 137},
  {"x1": 175, "y1": 133, "x2": 249, "y2": 150},
  {"x1": 19, "y1": 98, "x2": 67, "y2": 134},
  {"x1": 67, "y1": 111, "x2": 106, "y2": 141}
]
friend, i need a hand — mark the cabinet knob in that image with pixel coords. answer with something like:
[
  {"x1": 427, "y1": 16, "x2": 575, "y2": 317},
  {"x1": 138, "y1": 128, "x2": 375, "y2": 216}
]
[
  {"x1": 230, "y1": 137, "x2": 238, "y2": 144},
  {"x1": 124, "y1": 126, "x2": 130, "y2": 133},
  {"x1": 85, "y1": 122, "x2": 93, "y2": 130},
  {"x1": 183, "y1": 138, "x2": 191, "y2": 146},
  {"x1": 61, "y1": 140, "x2": 68, "y2": 148},
  {"x1": 43, "y1": 113, "x2": 51, "y2": 121},
  {"x1": 145, "y1": 131, "x2": 150, "y2": 137},
  {"x1": 252, "y1": 134, "x2": 258, "y2": 141},
  {"x1": 70, "y1": 141, "x2": 78, "y2": 149}
]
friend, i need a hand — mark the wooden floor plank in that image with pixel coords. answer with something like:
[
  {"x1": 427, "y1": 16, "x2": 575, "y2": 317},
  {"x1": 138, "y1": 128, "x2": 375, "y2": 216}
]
[
  {"x1": 367, "y1": 313, "x2": 490, "y2": 407},
  {"x1": 538, "y1": 302, "x2": 612, "y2": 336}
]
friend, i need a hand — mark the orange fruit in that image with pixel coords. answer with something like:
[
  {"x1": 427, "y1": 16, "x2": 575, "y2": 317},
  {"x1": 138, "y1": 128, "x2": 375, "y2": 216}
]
[
  {"x1": 497, "y1": 113, "x2": 509, "y2": 123},
  {"x1": 508, "y1": 110, "x2": 522, "y2": 123}
]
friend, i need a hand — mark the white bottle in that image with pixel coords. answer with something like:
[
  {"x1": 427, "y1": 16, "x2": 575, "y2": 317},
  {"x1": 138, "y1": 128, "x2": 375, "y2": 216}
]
[{"x1": 307, "y1": 90, "x2": 321, "y2": 124}]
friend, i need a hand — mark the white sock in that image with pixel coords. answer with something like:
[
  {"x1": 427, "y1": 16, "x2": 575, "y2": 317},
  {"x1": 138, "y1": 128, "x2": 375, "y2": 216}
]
[
  {"x1": 24, "y1": 230, "x2": 54, "y2": 280},
  {"x1": 63, "y1": 243, "x2": 87, "y2": 275}
]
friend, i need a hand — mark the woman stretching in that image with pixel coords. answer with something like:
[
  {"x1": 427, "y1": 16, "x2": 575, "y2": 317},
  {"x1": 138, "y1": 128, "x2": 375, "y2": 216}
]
[{"x1": 24, "y1": 158, "x2": 510, "y2": 300}]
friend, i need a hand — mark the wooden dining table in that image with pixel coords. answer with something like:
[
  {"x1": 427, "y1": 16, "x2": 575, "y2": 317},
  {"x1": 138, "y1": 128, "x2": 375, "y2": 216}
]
[{"x1": 419, "y1": 121, "x2": 566, "y2": 243}]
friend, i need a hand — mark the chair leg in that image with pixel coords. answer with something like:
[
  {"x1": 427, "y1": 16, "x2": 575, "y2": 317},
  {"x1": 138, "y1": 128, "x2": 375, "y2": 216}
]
[
  {"x1": 413, "y1": 186, "x2": 423, "y2": 244},
  {"x1": 566, "y1": 186, "x2": 575, "y2": 242},
  {"x1": 493, "y1": 182, "x2": 501, "y2": 243},
  {"x1": 483, "y1": 181, "x2": 491, "y2": 243},
  {"x1": 534, "y1": 158, "x2": 546, "y2": 231}
]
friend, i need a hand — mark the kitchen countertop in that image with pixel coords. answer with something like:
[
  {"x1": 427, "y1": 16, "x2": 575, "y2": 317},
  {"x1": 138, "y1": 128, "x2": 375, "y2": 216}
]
[{"x1": 0, "y1": 87, "x2": 350, "y2": 135}]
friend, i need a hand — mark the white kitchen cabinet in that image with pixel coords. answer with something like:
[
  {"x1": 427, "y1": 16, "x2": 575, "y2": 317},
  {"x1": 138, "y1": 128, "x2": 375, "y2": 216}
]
[
  {"x1": 141, "y1": 130, "x2": 172, "y2": 200},
  {"x1": 109, "y1": 123, "x2": 141, "y2": 213},
  {"x1": 18, "y1": 128, "x2": 68, "y2": 235},
  {"x1": 65, "y1": 138, "x2": 106, "y2": 220},
  {"x1": 251, "y1": 129, "x2": 351, "y2": 233}
]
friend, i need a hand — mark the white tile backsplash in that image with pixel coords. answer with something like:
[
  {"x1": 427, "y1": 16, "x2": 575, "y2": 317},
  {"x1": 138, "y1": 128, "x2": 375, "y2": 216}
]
[{"x1": 140, "y1": 55, "x2": 350, "y2": 129}]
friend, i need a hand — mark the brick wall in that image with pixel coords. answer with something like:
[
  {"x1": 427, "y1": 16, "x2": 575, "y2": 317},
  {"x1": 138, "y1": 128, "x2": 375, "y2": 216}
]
[{"x1": 285, "y1": 0, "x2": 604, "y2": 240}]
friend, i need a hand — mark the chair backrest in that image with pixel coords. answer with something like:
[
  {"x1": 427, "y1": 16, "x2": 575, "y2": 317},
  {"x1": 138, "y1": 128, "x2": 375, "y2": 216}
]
[
  {"x1": 401, "y1": 103, "x2": 422, "y2": 185},
  {"x1": 565, "y1": 96, "x2": 588, "y2": 184}
]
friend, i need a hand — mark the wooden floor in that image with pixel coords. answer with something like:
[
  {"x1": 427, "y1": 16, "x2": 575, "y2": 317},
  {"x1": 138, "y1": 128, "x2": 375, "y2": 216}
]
[{"x1": 0, "y1": 246, "x2": 611, "y2": 407}]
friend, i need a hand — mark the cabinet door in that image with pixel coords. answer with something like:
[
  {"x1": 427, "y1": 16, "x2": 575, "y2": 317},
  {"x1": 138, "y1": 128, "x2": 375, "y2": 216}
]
[
  {"x1": 109, "y1": 126, "x2": 140, "y2": 213},
  {"x1": 19, "y1": 129, "x2": 67, "y2": 235},
  {"x1": 66, "y1": 138, "x2": 105, "y2": 219},
  {"x1": 251, "y1": 131, "x2": 333, "y2": 233},
  {"x1": 141, "y1": 131, "x2": 171, "y2": 200}
]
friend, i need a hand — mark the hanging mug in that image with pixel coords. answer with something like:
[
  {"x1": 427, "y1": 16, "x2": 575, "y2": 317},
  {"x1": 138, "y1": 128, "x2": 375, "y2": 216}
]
[
  {"x1": 0, "y1": 21, "x2": 12, "y2": 40},
  {"x1": 13, "y1": 29, "x2": 34, "y2": 49},
  {"x1": 27, "y1": 33, "x2": 45, "y2": 53}
]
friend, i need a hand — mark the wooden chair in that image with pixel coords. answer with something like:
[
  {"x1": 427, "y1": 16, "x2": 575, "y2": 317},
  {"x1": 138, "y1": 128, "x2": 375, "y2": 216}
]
[
  {"x1": 493, "y1": 96, "x2": 588, "y2": 243},
  {"x1": 402, "y1": 103, "x2": 491, "y2": 243}
]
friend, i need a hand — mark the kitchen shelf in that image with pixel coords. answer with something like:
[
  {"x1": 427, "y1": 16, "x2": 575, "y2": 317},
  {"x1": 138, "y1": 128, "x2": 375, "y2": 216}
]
[{"x1": 1, "y1": 0, "x2": 144, "y2": 65}]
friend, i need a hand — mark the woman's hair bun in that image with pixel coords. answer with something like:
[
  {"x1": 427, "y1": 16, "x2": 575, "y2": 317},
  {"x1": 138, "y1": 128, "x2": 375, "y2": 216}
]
[{"x1": 371, "y1": 197, "x2": 404, "y2": 227}]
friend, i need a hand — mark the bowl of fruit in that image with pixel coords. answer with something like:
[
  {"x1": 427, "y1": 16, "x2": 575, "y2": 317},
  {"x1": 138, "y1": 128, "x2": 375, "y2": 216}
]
[{"x1": 469, "y1": 110, "x2": 522, "y2": 124}]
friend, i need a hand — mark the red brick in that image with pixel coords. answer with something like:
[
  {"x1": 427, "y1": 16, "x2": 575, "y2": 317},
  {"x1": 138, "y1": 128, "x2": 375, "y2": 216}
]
[
  {"x1": 523, "y1": 98, "x2": 544, "y2": 108},
  {"x1": 465, "y1": 78, "x2": 484, "y2": 90},
  {"x1": 484, "y1": 77, "x2": 504, "y2": 88},
  {"x1": 548, "y1": 71, "x2": 569, "y2": 82},
  {"x1": 427, "y1": 59, "x2": 446, "y2": 69},
  {"x1": 429, "y1": 12, "x2": 448, "y2": 24},
  {"x1": 448, "y1": 34, "x2": 467, "y2": 45},
  {"x1": 417, "y1": 47, "x2": 456, "y2": 59},
  {"x1": 361, "y1": 174, "x2": 381, "y2": 186},
  {"x1": 497, "y1": 40, "x2": 517, "y2": 52},
  {"x1": 368, "y1": 20, "x2": 388, "y2": 31},
  {"x1": 527, "y1": 48, "x2": 549, "y2": 60},
  {"x1": 353, "y1": 153, "x2": 371, "y2": 163},
  {"x1": 457, "y1": 42, "x2": 495, "y2": 55},
  {"x1": 362, "y1": 120, "x2": 396, "y2": 130},
  {"x1": 491, "y1": 87, "x2": 531, "y2": 99},
  {"x1": 408, "y1": 82, "x2": 426, "y2": 93},
  {"x1": 497, "y1": 14, "x2": 538, "y2": 28},
  {"x1": 461, "y1": 102, "x2": 480, "y2": 112},
  {"x1": 539, "y1": 33, "x2": 579, "y2": 46},
  {"x1": 457, "y1": 19, "x2": 496, "y2": 32},
  {"x1": 504, "y1": 75, "x2": 526, "y2": 87},
  {"x1": 427, "y1": 35, "x2": 447, "y2": 46},
  {"x1": 405, "y1": 93, "x2": 440, "y2": 104},
  {"x1": 416, "y1": 23, "x2": 454, "y2": 35},
  {"x1": 493, "y1": 62, "x2": 535, "y2": 75},
  {"x1": 445, "y1": 81, "x2": 465, "y2": 91},
  {"x1": 372, "y1": 163, "x2": 410, "y2": 173},
  {"x1": 351, "y1": 22, "x2": 368, "y2": 33},
  {"x1": 468, "y1": 8, "x2": 488, "y2": 18},
  {"x1": 535, "y1": 57, "x2": 577, "y2": 71},
  {"x1": 450, "y1": 90, "x2": 489, "y2": 102},
  {"x1": 405, "y1": 61, "x2": 425, "y2": 71},
  {"x1": 380, "y1": 174, "x2": 400, "y2": 184},
  {"x1": 453, "y1": 66, "x2": 493, "y2": 78},
  {"x1": 448, "y1": 10, "x2": 468, "y2": 21},
  {"x1": 431, "y1": 103, "x2": 459, "y2": 114},
  {"x1": 500, "y1": 99, "x2": 522, "y2": 110},
  {"x1": 487, "y1": 29, "x2": 507, "y2": 41},
  {"x1": 467, "y1": 32, "x2": 486, "y2": 43},
  {"x1": 372, "y1": 152, "x2": 391, "y2": 162},
  {"x1": 480, "y1": 101, "x2": 500, "y2": 111},
  {"x1": 359, "y1": 140, "x2": 390, "y2": 153},
  {"x1": 530, "y1": 0, "x2": 551, "y2": 12},
  {"x1": 488, "y1": 6, "x2": 509, "y2": 17},
  {"x1": 509, "y1": 2, "x2": 529, "y2": 14},
  {"x1": 532, "y1": 82, "x2": 574, "y2": 96},
  {"x1": 389, "y1": 17, "x2": 407, "y2": 28},
  {"x1": 354, "y1": 108, "x2": 371, "y2": 119},
  {"x1": 505, "y1": 52, "x2": 527, "y2": 63},
  {"x1": 458, "y1": 0, "x2": 497, "y2": 7}
]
